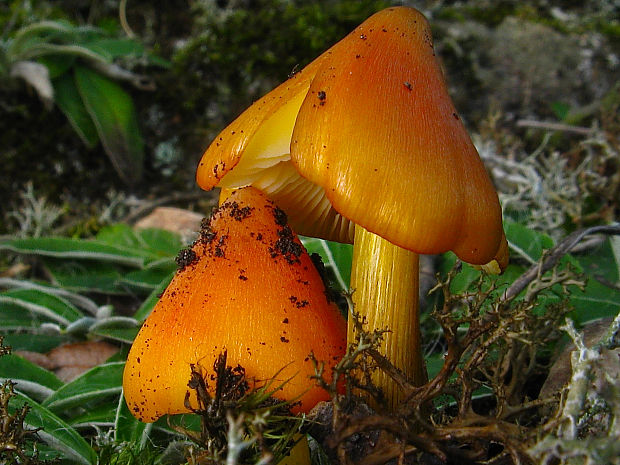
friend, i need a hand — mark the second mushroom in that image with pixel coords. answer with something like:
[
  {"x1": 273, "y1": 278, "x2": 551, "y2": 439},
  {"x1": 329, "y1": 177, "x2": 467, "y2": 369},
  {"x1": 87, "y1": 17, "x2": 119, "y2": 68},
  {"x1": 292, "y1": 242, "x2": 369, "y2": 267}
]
[{"x1": 123, "y1": 187, "x2": 346, "y2": 422}]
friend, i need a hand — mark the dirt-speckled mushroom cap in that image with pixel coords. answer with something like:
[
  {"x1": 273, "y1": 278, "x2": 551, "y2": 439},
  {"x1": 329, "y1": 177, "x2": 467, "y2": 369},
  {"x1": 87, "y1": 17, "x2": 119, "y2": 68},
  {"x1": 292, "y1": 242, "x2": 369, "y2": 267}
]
[
  {"x1": 196, "y1": 6, "x2": 506, "y2": 269},
  {"x1": 122, "y1": 187, "x2": 346, "y2": 422}
]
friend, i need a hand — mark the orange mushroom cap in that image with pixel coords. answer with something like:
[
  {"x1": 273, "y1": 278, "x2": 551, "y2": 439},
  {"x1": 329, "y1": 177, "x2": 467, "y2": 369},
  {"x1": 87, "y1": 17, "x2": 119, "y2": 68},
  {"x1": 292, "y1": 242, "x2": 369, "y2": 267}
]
[
  {"x1": 123, "y1": 187, "x2": 346, "y2": 422},
  {"x1": 196, "y1": 6, "x2": 507, "y2": 270}
]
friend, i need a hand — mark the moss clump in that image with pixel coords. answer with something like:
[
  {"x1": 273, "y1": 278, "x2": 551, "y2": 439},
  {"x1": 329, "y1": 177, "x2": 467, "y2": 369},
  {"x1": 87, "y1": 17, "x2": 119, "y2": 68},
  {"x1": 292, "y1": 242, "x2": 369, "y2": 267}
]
[{"x1": 164, "y1": 0, "x2": 393, "y2": 159}]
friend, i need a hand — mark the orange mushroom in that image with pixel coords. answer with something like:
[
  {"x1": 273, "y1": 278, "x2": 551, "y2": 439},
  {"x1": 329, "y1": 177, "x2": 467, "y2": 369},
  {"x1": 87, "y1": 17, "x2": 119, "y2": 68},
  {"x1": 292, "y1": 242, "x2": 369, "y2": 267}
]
[
  {"x1": 123, "y1": 187, "x2": 346, "y2": 422},
  {"x1": 196, "y1": 7, "x2": 507, "y2": 408}
]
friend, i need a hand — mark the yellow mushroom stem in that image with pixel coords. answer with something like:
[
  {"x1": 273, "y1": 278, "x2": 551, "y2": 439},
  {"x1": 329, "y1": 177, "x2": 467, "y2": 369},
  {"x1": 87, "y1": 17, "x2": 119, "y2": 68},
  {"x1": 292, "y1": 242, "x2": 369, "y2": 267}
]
[{"x1": 350, "y1": 225, "x2": 426, "y2": 409}]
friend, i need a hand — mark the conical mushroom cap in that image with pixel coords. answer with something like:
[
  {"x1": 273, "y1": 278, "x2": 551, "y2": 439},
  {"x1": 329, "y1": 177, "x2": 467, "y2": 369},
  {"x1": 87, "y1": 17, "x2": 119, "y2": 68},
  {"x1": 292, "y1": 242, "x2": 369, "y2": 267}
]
[
  {"x1": 123, "y1": 187, "x2": 346, "y2": 422},
  {"x1": 196, "y1": 7, "x2": 506, "y2": 268}
]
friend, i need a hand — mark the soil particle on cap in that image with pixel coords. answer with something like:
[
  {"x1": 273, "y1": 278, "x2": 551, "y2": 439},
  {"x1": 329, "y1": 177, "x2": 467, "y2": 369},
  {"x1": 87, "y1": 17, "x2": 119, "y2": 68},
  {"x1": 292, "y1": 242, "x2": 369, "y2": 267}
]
[
  {"x1": 214, "y1": 235, "x2": 228, "y2": 257},
  {"x1": 273, "y1": 227, "x2": 302, "y2": 264},
  {"x1": 310, "y1": 253, "x2": 341, "y2": 304},
  {"x1": 289, "y1": 295, "x2": 309, "y2": 308},
  {"x1": 213, "y1": 161, "x2": 226, "y2": 179},
  {"x1": 273, "y1": 207, "x2": 288, "y2": 227},
  {"x1": 266, "y1": 205, "x2": 302, "y2": 263},
  {"x1": 199, "y1": 218, "x2": 216, "y2": 244},
  {"x1": 227, "y1": 201, "x2": 254, "y2": 221},
  {"x1": 176, "y1": 247, "x2": 198, "y2": 271}
]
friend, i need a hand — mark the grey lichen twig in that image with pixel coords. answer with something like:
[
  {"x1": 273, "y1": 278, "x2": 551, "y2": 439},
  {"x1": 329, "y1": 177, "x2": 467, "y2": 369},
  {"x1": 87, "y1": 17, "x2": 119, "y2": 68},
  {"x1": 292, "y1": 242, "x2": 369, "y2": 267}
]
[
  {"x1": 503, "y1": 224, "x2": 620, "y2": 302},
  {"x1": 516, "y1": 119, "x2": 594, "y2": 136},
  {"x1": 528, "y1": 313, "x2": 620, "y2": 464},
  {"x1": 558, "y1": 319, "x2": 600, "y2": 440},
  {"x1": 225, "y1": 412, "x2": 255, "y2": 465}
]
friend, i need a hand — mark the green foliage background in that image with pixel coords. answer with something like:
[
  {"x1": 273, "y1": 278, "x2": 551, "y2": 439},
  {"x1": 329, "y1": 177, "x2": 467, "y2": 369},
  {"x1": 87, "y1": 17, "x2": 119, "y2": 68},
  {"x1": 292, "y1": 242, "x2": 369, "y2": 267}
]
[{"x1": 0, "y1": 0, "x2": 619, "y2": 463}]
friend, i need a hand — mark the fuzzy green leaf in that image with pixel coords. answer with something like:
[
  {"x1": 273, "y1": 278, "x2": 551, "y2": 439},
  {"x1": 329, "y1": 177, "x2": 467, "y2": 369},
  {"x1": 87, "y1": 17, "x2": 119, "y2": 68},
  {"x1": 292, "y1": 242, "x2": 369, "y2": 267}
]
[
  {"x1": 114, "y1": 389, "x2": 153, "y2": 447},
  {"x1": 37, "y1": 54, "x2": 75, "y2": 78},
  {"x1": 570, "y1": 279, "x2": 620, "y2": 324},
  {"x1": 89, "y1": 316, "x2": 140, "y2": 343},
  {"x1": 9, "y1": 391, "x2": 97, "y2": 464},
  {"x1": 0, "y1": 334, "x2": 67, "y2": 353},
  {"x1": 137, "y1": 228, "x2": 184, "y2": 256},
  {"x1": 42, "y1": 258, "x2": 126, "y2": 294},
  {"x1": 0, "y1": 236, "x2": 146, "y2": 267},
  {"x1": 53, "y1": 72, "x2": 99, "y2": 147},
  {"x1": 0, "y1": 288, "x2": 82, "y2": 326},
  {"x1": 0, "y1": 277, "x2": 99, "y2": 315},
  {"x1": 74, "y1": 65, "x2": 144, "y2": 185},
  {"x1": 0, "y1": 299, "x2": 61, "y2": 330},
  {"x1": 504, "y1": 221, "x2": 554, "y2": 264},
  {"x1": 0, "y1": 355, "x2": 62, "y2": 402},
  {"x1": 133, "y1": 275, "x2": 173, "y2": 322},
  {"x1": 96, "y1": 224, "x2": 182, "y2": 259},
  {"x1": 82, "y1": 38, "x2": 145, "y2": 60},
  {"x1": 70, "y1": 403, "x2": 117, "y2": 428},
  {"x1": 42, "y1": 361, "x2": 124, "y2": 413},
  {"x1": 121, "y1": 259, "x2": 177, "y2": 291}
]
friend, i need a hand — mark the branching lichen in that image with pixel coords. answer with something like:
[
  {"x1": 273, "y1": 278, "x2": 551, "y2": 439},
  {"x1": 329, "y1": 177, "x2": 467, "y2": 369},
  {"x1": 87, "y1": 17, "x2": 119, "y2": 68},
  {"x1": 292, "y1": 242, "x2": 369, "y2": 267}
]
[
  {"x1": 309, "y1": 227, "x2": 620, "y2": 464},
  {"x1": 478, "y1": 115, "x2": 619, "y2": 240},
  {"x1": 528, "y1": 315, "x2": 620, "y2": 465}
]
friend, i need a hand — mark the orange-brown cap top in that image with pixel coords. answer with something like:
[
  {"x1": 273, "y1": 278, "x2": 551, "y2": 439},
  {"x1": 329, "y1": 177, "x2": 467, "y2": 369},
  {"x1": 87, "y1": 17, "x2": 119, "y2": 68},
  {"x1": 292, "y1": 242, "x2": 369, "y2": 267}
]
[
  {"x1": 196, "y1": 7, "x2": 506, "y2": 269},
  {"x1": 123, "y1": 187, "x2": 346, "y2": 422}
]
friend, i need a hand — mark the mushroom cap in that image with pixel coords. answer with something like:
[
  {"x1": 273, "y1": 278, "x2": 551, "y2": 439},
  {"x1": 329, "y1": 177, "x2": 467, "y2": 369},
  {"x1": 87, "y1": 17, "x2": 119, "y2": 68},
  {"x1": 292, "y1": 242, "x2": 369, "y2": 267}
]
[
  {"x1": 196, "y1": 6, "x2": 506, "y2": 268},
  {"x1": 123, "y1": 187, "x2": 346, "y2": 422}
]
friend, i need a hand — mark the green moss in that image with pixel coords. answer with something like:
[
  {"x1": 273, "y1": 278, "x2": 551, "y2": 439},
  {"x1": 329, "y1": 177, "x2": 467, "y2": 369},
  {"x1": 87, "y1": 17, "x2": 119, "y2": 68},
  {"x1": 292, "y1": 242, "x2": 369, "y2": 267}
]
[{"x1": 166, "y1": 0, "x2": 392, "y2": 153}]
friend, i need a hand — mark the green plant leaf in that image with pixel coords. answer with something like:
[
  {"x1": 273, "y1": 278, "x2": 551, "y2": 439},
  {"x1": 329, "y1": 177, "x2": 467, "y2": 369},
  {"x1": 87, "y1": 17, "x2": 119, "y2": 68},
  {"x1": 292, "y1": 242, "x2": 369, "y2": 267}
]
[
  {"x1": 37, "y1": 54, "x2": 75, "y2": 78},
  {"x1": 300, "y1": 237, "x2": 352, "y2": 291},
  {"x1": 96, "y1": 224, "x2": 181, "y2": 260},
  {"x1": 8, "y1": 20, "x2": 74, "y2": 58},
  {"x1": 504, "y1": 221, "x2": 554, "y2": 264},
  {"x1": 115, "y1": 389, "x2": 153, "y2": 447},
  {"x1": 0, "y1": 288, "x2": 82, "y2": 326},
  {"x1": 53, "y1": 72, "x2": 99, "y2": 148},
  {"x1": 89, "y1": 316, "x2": 140, "y2": 343},
  {"x1": 133, "y1": 275, "x2": 173, "y2": 322},
  {"x1": 137, "y1": 228, "x2": 184, "y2": 256},
  {"x1": 570, "y1": 279, "x2": 620, "y2": 325},
  {"x1": 9, "y1": 391, "x2": 97, "y2": 464},
  {"x1": 42, "y1": 361, "x2": 124, "y2": 413},
  {"x1": 121, "y1": 259, "x2": 176, "y2": 291},
  {"x1": 74, "y1": 65, "x2": 144, "y2": 184},
  {"x1": 0, "y1": 300, "x2": 54, "y2": 330},
  {"x1": 0, "y1": 333, "x2": 67, "y2": 353},
  {"x1": 83, "y1": 38, "x2": 145, "y2": 60},
  {"x1": 0, "y1": 236, "x2": 146, "y2": 267},
  {"x1": 576, "y1": 237, "x2": 620, "y2": 284},
  {"x1": 0, "y1": 277, "x2": 100, "y2": 315},
  {"x1": 91, "y1": 326, "x2": 140, "y2": 344},
  {"x1": 70, "y1": 403, "x2": 117, "y2": 428},
  {"x1": 96, "y1": 223, "x2": 147, "y2": 248},
  {"x1": 43, "y1": 258, "x2": 126, "y2": 294},
  {"x1": 0, "y1": 355, "x2": 62, "y2": 402},
  {"x1": 551, "y1": 101, "x2": 571, "y2": 121}
]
